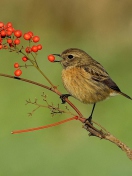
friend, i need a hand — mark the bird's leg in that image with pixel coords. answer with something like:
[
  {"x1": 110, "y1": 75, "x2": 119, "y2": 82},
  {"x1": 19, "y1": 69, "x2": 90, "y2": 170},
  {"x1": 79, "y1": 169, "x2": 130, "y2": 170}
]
[
  {"x1": 87, "y1": 103, "x2": 96, "y2": 124},
  {"x1": 60, "y1": 94, "x2": 71, "y2": 104}
]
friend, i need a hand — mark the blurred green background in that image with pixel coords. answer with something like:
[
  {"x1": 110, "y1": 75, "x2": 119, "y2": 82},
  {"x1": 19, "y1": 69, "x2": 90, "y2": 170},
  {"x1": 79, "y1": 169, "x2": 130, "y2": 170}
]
[{"x1": 1, "y1": 0, "x2": 132, "y2": 175}]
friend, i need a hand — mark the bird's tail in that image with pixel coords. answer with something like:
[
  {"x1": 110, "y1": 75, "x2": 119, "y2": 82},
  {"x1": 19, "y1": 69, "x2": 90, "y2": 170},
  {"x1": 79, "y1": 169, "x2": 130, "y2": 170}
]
[{"x1": 119, "y1": 92, "x2": 132, "y2": 100}]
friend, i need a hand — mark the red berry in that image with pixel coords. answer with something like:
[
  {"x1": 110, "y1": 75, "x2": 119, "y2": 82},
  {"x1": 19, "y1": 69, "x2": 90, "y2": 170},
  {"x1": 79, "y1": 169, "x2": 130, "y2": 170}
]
[
  {"x1": 0, "y1": 22, "x2": 4, "y2": 28},
  {"x1": 37, "y1": 44, "x2": 42, "y2": 50},
  {"x1": 9, "y1": 43, "x2": 14, "y2": 47},
  {"x1": 14, "y1": 38, "x2": 20, "y2": 45},
  {"x1": 23, "y1": 33, "x2": 31, "y2": 40},
  {"x1": 14, "y1": 63, "x2": 19, "y2": 68},
  {"x1": 0, "y1": 45, "x2": 3, "y2": 49},
  {"x1": 48, "y1": 55, "x2": 55, "y2": 62},
  {"x1": 1, "y1": 30, "x2": 6, "y2": 37},
  {"x1": 14, "y1": 30, "x2": 22, "y2": 38},
  {"x1": 6, "y1": 22, "x2": 12, "y2": 27},
  {"x1": 6, "y1": 31, "x2": 12, "y2": 36},
  {"x1": 25, "y1": 47, "x2": 31, "y2": 53},
  {"x1": 31, "y1": 45, "x2": 38, "y2": 52},
  {"x1": 14, "y1": 69, "x2": 22, "y2": 77},
  {"x1": 28, "y1": 31, "x2": 33, "y2": 37},
  {"x1": 32, "y1": 36, "x2": 40, "y2": 43},
  {"x1": 22, "y1": 56, "x2": 28, "y2": 62},
  {"x1": 7, "y1": 27, "x2": 14, "y2": 32},
  {"x1": 7, "y1": 38, "x2": 12, "y2": 44}
]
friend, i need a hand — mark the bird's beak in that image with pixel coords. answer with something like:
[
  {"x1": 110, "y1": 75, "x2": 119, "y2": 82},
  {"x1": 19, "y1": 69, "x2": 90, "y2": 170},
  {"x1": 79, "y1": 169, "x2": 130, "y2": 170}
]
[
  {"x1": 52, "y1": 54, "x2": 61, "y2": 62},
  {"x1": 52, "y1": 54, "x2": 61, "y2": 57}
]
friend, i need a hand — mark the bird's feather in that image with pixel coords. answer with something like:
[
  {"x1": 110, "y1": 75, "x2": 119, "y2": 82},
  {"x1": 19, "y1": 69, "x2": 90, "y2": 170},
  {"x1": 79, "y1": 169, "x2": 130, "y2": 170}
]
[{"x1": 83, "y1": 61, "x2": 121, "y2": 92}]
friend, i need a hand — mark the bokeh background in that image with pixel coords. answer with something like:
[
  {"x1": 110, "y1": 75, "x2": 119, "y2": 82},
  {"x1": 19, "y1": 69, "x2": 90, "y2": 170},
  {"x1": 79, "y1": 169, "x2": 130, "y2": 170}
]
[{"x1": 0, "y1": 0, "x2": 132, "y2": 175}]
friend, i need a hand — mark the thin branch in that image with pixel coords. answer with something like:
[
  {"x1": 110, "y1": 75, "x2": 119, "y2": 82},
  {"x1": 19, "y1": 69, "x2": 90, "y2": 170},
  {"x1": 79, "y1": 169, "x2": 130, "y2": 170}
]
[
  {"x1": 0, "y1": 72, "x2": 132, "y2": 160},
  {"x1": 26, "y1": 97, "x2": 75, "y2": 116},
  {"x1": 0, "y1": 73, "x2": 83, "y2": 117},
  {"x1": 11, "y1": 116, "x2": 78, "y2": 134}
]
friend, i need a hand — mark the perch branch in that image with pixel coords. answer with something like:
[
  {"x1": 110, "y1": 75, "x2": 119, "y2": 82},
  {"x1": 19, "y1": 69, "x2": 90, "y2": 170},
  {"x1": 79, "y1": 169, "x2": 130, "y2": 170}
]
[{"x1": 0, "y1": 73, "x2": 132, "y2": 160}]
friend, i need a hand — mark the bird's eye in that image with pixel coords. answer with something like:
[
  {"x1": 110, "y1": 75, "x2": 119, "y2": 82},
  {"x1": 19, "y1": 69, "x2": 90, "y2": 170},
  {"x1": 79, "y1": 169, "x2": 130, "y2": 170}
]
[{"x1": 68, "y1": 55, "x2": 73, "y2": 59}]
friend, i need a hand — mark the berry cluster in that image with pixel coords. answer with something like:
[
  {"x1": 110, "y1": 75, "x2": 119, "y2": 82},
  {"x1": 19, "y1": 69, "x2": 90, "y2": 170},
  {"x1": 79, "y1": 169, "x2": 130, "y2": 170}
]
[{"x1": 0, "y1": 22, "x2": 43, "y2": 76}]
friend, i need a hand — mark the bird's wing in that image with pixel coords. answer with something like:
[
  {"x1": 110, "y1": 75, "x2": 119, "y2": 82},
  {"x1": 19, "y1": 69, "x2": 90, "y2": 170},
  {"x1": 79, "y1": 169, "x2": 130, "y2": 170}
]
[{"x1": 83, "y1": 61, "x2": 121, "y2": 92}]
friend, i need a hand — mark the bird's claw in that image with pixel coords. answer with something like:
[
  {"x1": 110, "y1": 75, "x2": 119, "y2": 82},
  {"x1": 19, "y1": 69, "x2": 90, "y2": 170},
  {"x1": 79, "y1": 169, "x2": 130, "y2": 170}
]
[
  {"x1": 60, "y1": 94, "x2": 71, "y2": 104},
  {"x1": 85, "y1": 115, "x2": 93, "y2": 125}
]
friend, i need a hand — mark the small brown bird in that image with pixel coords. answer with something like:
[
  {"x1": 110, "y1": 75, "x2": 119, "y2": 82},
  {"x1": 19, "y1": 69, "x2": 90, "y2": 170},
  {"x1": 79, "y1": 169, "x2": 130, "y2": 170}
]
[{"x1": 53, "y1": 48, "x2": 131, "y2": 122}]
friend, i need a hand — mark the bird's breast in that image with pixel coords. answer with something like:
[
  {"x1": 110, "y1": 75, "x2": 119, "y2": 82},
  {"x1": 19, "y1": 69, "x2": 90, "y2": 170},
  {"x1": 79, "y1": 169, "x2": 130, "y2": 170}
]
[{"x1": 61, "y1": 67, "x2": 111, "y2": 104}]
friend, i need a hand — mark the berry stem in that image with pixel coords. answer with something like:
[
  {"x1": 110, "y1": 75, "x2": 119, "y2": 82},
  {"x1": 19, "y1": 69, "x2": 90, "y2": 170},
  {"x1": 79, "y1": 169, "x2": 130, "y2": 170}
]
[
  {"x1": 19, "y1": 49, "x2": 55, "y2": 87},
  {"x1": 30, "y1": 52, "x2": 38, "y2": 67}
]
